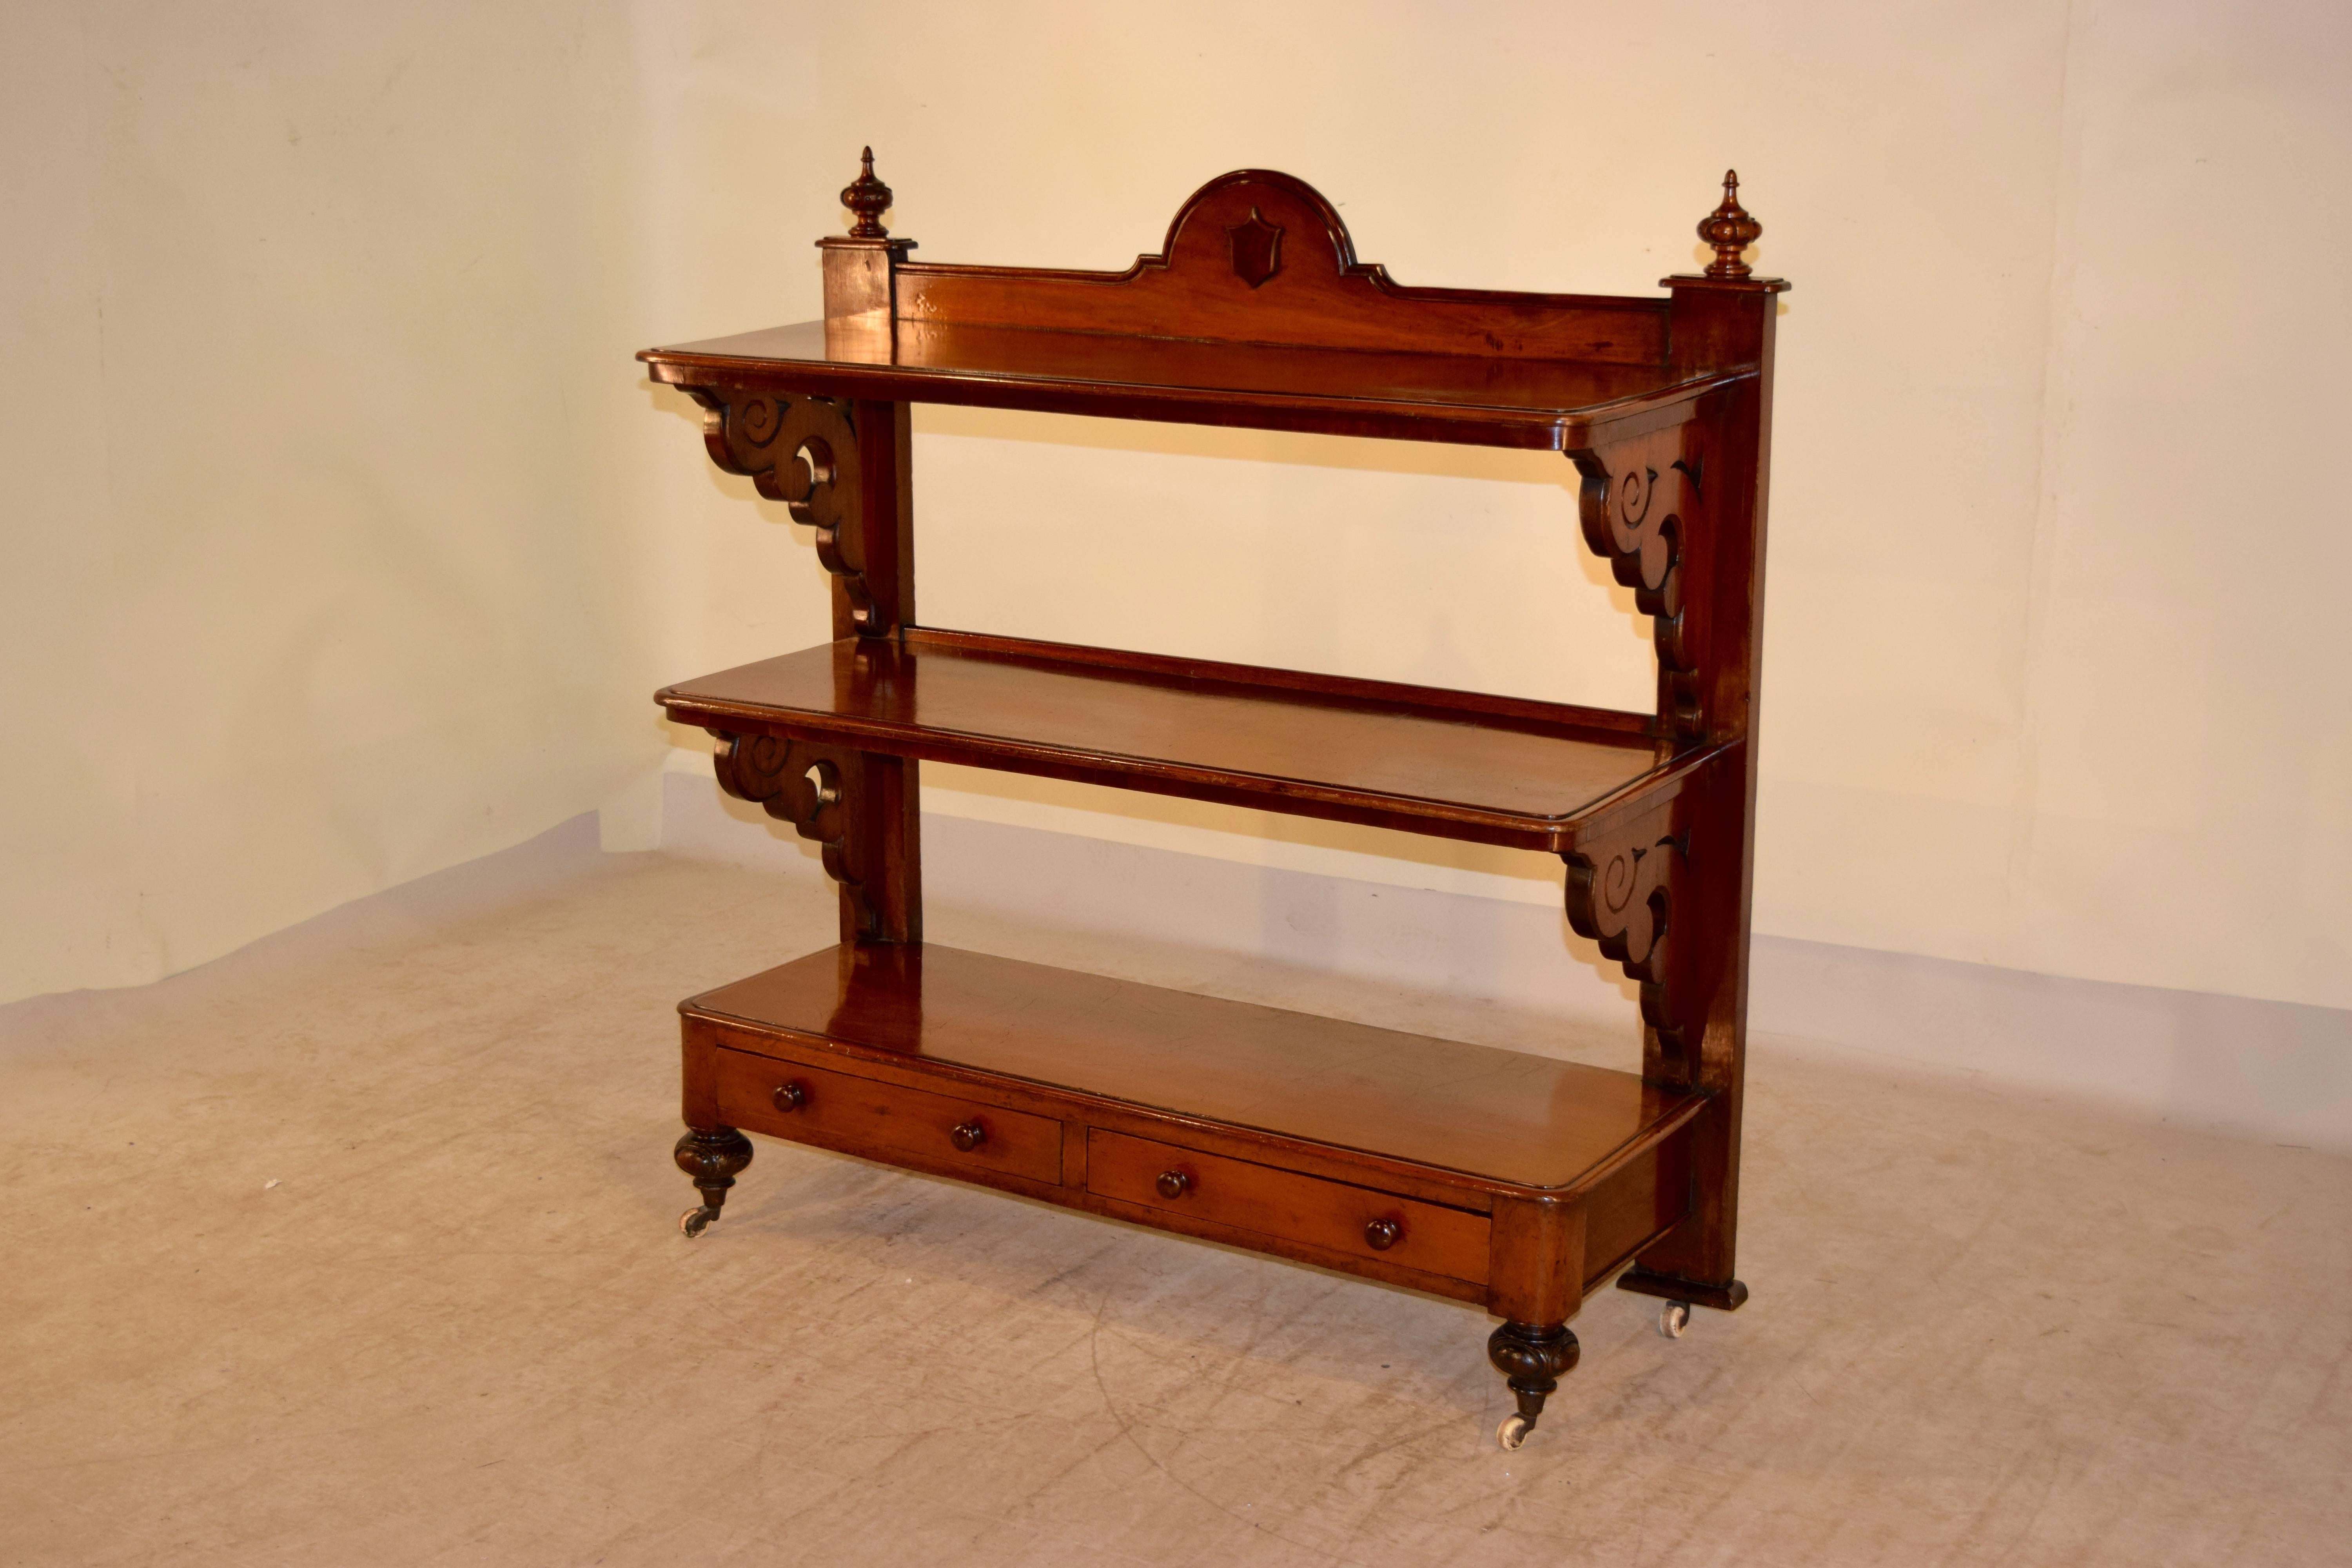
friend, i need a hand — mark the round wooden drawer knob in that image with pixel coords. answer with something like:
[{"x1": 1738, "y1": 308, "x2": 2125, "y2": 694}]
[
  {"x1": 1364, "y1": 1218, "x2": 1401, "y2": 1251},
  {"x1": 950, "y1": 1120, "x2": 987, "y2": 1152},
  {"x1": 1156, "y1": 1170, "x2": 1193, "y2": 1200},
  {"x1": 773, "y1": 1082, "x2": 807, "y2": 1113}
]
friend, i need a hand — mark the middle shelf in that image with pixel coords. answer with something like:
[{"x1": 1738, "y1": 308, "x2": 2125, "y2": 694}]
[{"x1": 658, "y1": 628, "x2": 1710, "y2": 852}]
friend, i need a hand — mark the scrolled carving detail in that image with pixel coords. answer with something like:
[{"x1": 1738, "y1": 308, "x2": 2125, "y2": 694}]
[
  {"x1": 685, "y1": 388, "x2": 882, "y2": 633},
  {"x1": 1570, "y1": 427, "x2": 1699, "y2": 670},
  {"x1": 1571, "y1": 425, "x2": 1707, "y2": 740},
  {"x1": 1564, "y1": 796, "x2": 1687, "y2": 1076},
  {"x1": 711, "y1": 731, "x2": 878, "y2": 937}
]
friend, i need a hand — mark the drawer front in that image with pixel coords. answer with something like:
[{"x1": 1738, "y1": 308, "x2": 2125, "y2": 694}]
[
  {"x1": 1087, "y1": 1130, "x2": 1488, "y2": 1283},
  {"x1": 715, "y1": 1049, "x2": 1062, "y2": 1185}
]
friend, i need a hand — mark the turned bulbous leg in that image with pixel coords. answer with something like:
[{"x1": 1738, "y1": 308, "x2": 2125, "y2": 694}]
[
  {"x1": 674, "y1": 1125, "x2": 753, "y2": 1238},
  {"x1": 1487, "y1": 1320, "x2": 1581, "y2": 1449}
]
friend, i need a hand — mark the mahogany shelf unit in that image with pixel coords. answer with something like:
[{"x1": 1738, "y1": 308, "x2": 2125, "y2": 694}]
[{"x1": 641, "y1": 152, "x2": 1786, "y2": 1451}]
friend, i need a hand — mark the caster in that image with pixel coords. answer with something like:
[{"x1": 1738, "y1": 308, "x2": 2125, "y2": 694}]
[
  {"x1": 674, "y1": 1127, "x2": 751, "y2": 1239},
  {"x1": 1487, "y1": 1321, "x2": 1575, "y2": 1451},
  {"x1": 1659, "y1": 1299, "x2": 1691, "y2": 1338}
]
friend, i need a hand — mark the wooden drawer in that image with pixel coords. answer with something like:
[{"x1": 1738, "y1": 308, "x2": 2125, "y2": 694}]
[
  {"x1": 715, "y1": 1048, "x2": 1062, "y2": 1185},
  {"x1": 1087, "y1": 1129, "x2": 1488, "y2": 1283}
]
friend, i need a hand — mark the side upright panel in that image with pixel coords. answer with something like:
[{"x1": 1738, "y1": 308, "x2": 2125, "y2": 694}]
[
  {"x1": 1581, "y1": 174, "x2": 1785, "y2": 1312},
  {"x1": 1611, "y1": 245, "x2": 1782, "y2": 1309},
  {"x1": 848, "y1": 398, "x2": 922, "y2": 945}
]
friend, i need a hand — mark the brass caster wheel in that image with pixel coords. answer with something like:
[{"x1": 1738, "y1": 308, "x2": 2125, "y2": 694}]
[
  {"x1": 679, "y1": 1205, "x2": 719, "y2": 1238},
  {"x1": 1496, "y1": 1413, "x2": 1532, "y2": 1451},
  {"x1": 1660, "y1": 1299, "x2": 1691, "y2": 1338}
]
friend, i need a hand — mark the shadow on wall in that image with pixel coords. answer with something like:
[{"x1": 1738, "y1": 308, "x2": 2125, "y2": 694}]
[
  {"x1": 637, "y1": 348, "x2": 1679, "y2": 1054},
  {"x1": 1751, "y1": 935, "x2": 2352, "y2": 1154},
  {"x1": 640, "y1": 385, "x2": 1662, "y2": 1012},
  {"x1": 635, "y1": 381, "x2": 1646, "y2": 682},
  {"x1": 913, "y1": 401, "x2": 1644, "y2": 647},
  {"x1": 666, "y1": 771, "x2": 1646, "y2": 1060}
]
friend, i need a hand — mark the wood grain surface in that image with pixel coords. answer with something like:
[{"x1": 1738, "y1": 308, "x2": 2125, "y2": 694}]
[
  {"x1": 714, "y1": 1046, "x2": 1063, "y2": 1186},
  {"x1": 686, "y1": 942, "x2": 1701, "y2": 1193},
  {"x1": 660, "y1": 631, "x2": 1708, "y2": 852},
  {"x1": 642, "y1": 318, "x2": 1748, "y2": 449},
  {"x1": 650, "y1": 161, "x2": 1784, "y2": 1422},
  {"x1": 1087, "y1": 1129, "x2": 1491, "y2": 1285}
]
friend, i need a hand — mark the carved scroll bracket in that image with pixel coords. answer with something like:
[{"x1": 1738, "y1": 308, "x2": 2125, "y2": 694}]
[
  {"x1": 711, "y1": 731, "x2": 879, "y2": 937},
  {"x1": 1569, "y1": 426, "x2": 1704, "y2": 741},
  {"x1": 685, "y1": 388, "x2": 883, "y2": 634},
  {"x1": 1564, "y1": 796, "x2": 1689, "y2": 1081}
]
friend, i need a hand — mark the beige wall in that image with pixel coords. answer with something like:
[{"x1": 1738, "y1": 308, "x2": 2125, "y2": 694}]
[
  {"x1": 2, "y1": 3, "x2": 673, "y2": 1001},
  {"x1": 7, "y1": 2, "x2": 2348, "y2": 1014},
  {"x1": 650, "y1": 0, "x2": 2352, "y2": 1011}
]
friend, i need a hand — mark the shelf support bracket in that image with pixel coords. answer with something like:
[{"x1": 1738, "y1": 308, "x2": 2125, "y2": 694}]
[
  {"x1": 710, "y1": 730, "x2": 882, "y2": 940},
  {"x1": 683, "y1": 388, "x2": 885, "y2": 635},
  {"x1": 1568, "y1": 426, "x2": 1705, "y2": 743},
  {"x1": 1563, "y1": 794, "x2": 1690, "y2": 1083}
]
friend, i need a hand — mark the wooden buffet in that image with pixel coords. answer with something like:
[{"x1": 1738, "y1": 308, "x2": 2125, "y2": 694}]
[{"x1": 641, "y1": 152, "x2": 1786, "y2": 1450}]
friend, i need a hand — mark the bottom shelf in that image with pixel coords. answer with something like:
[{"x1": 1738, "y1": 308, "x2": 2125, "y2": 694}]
[
  {"x1": 684, "y1": 942, "x2": 1700, "y2": 1198},
  {"x1": 678, "y1": 940, "x2": 1724, "y2": 1446}
]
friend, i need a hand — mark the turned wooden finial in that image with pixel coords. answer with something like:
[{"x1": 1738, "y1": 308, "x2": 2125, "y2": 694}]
[
  {"x1": 842, "y1": 147, "x2": 892, "y2": 239},
  {"x1": 1697, "y1": 170, "x2": 1762, "y2": 279}
]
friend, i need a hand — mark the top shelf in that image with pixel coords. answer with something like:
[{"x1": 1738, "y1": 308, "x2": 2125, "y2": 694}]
[
  {"x1": 638, "y1": 165, "x2": 1779, "y2": 450},
  {"x1": 639, "y1": 319, "x2": 1749, "y2": 450}
]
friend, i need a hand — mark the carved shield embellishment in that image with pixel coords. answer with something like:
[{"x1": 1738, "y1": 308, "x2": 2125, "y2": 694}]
[{"x1": 1227, "y1": 208, "x2": 1285, "y2": 287}]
